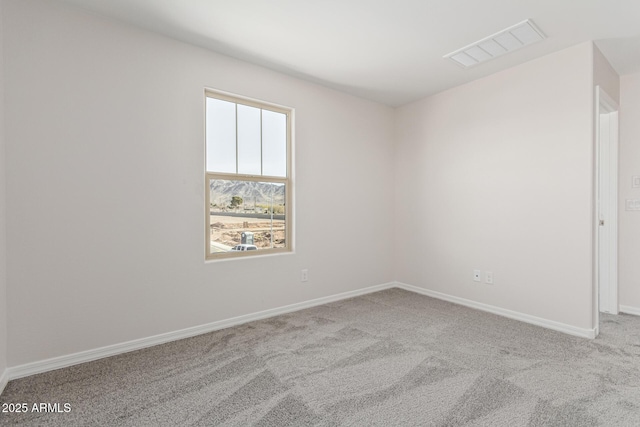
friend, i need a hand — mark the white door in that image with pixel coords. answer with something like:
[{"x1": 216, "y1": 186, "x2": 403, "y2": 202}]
[{"x1": 596, "y1": 87, "x2": 619, "y2": 315}]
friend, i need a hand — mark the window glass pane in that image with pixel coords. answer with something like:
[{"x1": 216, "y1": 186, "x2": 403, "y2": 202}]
[
  {"x1": 209, "y1": 178, "x2": 286, "y2": 253},
  {"x1": 262, "y1": 110, "x2": 287, "y2": 177},
  {"x1": 237, "y1": 104, "x2": 262, "y2": 175},
  {"x1": 206, "y1": 98, "x2": 236, "y2": 173}
]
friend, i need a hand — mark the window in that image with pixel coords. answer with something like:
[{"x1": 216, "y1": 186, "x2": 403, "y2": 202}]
[{"x1": 205, "y1": 89, "x2": 292, "y2": 259}]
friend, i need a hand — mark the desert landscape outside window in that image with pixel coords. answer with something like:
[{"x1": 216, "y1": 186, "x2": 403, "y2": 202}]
[{"x1": 205, "y1": 89, "x2": 292, "y2": 259}]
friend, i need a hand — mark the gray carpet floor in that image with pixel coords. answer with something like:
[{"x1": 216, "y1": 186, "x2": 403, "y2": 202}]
[{"x1": 1, "y1": 288, "x2": 639, "y2": 426}]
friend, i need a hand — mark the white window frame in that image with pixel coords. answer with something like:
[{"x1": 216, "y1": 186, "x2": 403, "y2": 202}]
[{"x1": 205, "y1": 89, "x2": 293, "y2": 260}]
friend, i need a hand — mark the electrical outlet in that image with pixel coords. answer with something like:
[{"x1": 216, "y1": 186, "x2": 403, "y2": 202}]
[
  {"x1": 485, "y1": 271, "x2": 493, "y2": 284},
  {"x1": 633, "y1": 176, "x2": 640, "y2": 188},
  {"x1": 301, "y1": 269, "x2": 309, "y2": 282},
  {"x1": 473, "y1": 270, "x2": 481, "y2": 282},
  {"x1": 626, "y1": 199, "x2": 640, "y2": 211}
]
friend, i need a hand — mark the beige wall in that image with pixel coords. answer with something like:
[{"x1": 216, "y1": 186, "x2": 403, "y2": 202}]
[
  {"x1": 0, "y1": 0, "x2": 8, "y2": 383},
  {"x1": 3, "y1": 0, "x2": 395, "y2": 366},
  {"x1": 394, "y1": 43, "x2": 595, "y2": 330},
  {"x1": 619, "y1": 72, "x2": 640, "y2": 311}
]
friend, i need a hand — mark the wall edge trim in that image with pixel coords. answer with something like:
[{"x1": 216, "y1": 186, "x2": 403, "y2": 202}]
[
  {"x1": 619, "y1": 305, "x2": 640, "y2": 316},
  {"x1": 0, "y1": 369, "x2": 8, "y2": 397},
  {"x1": 6, "y1": 282, "x2": 396, "y2": 381},
  {"x1": 394, "y1": 282, "x2": 596, "y2": 339},
  {"x1": 5, "y1": 281, "x2": 601, "y2": 383}
]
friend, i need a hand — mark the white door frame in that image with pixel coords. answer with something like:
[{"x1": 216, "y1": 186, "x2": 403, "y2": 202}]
[{"x1": 594, "y1": 85, "x2": 619, "y2": 334}]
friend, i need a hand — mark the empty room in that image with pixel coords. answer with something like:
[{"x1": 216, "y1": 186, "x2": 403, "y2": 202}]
[{"x1": 1, "y1": 0, "x2": 639, "y2": 425}]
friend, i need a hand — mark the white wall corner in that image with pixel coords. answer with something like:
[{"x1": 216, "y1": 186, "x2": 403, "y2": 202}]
[{"x1": 394, "y1": 282, "x2": 597, "y2": 339}]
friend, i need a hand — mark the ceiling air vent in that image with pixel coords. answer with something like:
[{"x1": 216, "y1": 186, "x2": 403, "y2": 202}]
[{"x1": 444, "y1": 19, "x2": 545, "y2": 68}]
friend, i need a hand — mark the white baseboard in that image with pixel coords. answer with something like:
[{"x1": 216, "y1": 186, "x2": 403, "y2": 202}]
[
  {"x1": 394, "y1": 282, "x2": 596, "y2": 339},
  {"x1": 5, "y1": 280, "x2": 599, "y2": 383},
  {"x1": 6, "y1": 282, "x2": 396, "y2": 381},
  {"x1": 0, "y1": 368, "x2": 8, "y2": 397},
  {"x1": 619, "y1": 305, "x2": 640, "y2": 316}
]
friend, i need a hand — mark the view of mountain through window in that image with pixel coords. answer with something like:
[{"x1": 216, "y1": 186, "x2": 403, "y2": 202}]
[
  {"x1": 205, "y1": 91, "x2": 292, "y2": 259},
  {"x1": 208, "y1": 179, "x2": 286, "y2": 253}
]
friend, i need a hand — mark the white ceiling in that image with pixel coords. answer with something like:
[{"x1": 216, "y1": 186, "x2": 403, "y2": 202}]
[{"x1": 58, "y1": 0, "x2": 640, "y2": 106}]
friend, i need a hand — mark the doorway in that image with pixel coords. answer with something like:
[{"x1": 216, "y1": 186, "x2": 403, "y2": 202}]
[{"x1": 595, "y1": 86, "x2": 619, "y2": 329}]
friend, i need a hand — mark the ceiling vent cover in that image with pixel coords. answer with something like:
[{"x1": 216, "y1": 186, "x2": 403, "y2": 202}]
[{"x1": 444, "y1": 19, "x2": 545, "y2": 68}]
